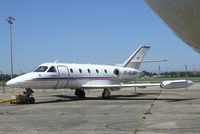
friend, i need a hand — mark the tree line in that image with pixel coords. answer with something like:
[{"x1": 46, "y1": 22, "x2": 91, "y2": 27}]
[
  {"x1": 141, "y1": 71, "x2": 200, "y2": 77},
  {"x1": 0, "y1": 74, "x2": 19, "y2": 82}
]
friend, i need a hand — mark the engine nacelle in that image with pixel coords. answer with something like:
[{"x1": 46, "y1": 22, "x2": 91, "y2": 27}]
[
  {"x1": 113, "y1": 68, "x2": 121, "y2": 77},
  {"x1": 160, "y1": 80, "x2": 194, "y2": 89}
]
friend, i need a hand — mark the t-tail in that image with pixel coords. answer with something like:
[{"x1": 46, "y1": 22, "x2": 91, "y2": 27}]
[{"x1": 122, "y1": 45, "x2": 150, "y2": 69}]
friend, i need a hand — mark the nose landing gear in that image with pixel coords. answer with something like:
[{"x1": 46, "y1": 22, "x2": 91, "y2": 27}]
[
  {"x1": 10, "y1": 88, "x2": 35, "y2": 104},
  {"x1": 23, "y1": 88, "x2": 35, "y2": 104}
]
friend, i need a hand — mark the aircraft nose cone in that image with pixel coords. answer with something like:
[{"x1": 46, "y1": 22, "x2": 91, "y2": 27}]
[
  {"x1": 6, "y1": 79, "x2": 16, "y2": 87},
  {"x1": 6, "y1": 73, "x2": 36, "y2": 88}
]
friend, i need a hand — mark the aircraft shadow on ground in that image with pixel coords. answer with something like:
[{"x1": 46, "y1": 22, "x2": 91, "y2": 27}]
[{"x1": 35, "y1": 92, "x2": 197, "y2": 104}]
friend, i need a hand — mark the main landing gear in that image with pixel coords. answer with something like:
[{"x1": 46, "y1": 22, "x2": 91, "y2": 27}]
[
  {"x1": 74, "y1": 88, "x2": 111, "y2": 99},
  {"x1": 102, "y1": 89, "x2": 111, "y2": 99},
  {"x1": 75, "y1": 89, "x2": 85, "y2": 99}
]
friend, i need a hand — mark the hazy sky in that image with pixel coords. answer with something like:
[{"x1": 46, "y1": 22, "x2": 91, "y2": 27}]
[{"x1": 0, "y1": 0, "x2": 200, "y2": 74}]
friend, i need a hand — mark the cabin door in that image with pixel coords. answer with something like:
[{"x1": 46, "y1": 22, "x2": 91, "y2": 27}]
[{"x1": 56, "y1": 66, "x2": 69, "y2": 88}]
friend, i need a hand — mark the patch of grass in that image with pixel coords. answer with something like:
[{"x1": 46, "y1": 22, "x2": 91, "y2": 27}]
[
  {"x1": 0, "y1": 112, "x2": 14, "y2": 115},
  {"x1": 142, "y1": 116, "x2": 146, "y2": 119},
  {"x1": 103, "y1": 113, "x2": 108, "y2": 115},
  {"x1": 133, "y1": 129, "x2": 138, "y2": 134},
  {"x1": 144, "y1": 111, "x2": 152, "y2": 115}
]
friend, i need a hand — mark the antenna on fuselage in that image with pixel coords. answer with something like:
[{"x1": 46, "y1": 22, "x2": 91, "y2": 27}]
[{"x1": 54, "y1": 59, "x2": 59, "y2": 63}]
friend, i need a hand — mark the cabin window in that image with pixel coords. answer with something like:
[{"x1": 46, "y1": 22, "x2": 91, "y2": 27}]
[
  {"x1": 79, "y1": 69, "x2": 82, "y2": 73},
  {"x1": 47, "y1": 66, "x2": 56, "y2": 72},
  {"x1": 88, "y1": 69, "x2": 91, "y2": 73},
  {"x1": 104, "y1": 69, "x2": 107, "y2": 74},
  {"x1": 96, "y1": 69, "x2": 99, "y2": 73},
  {"x1": 70, "y1": 69, "x2": 73, "y2": 73},
  {"x1": 34, "y1": 66, "x2": 48, "y2": 72}
]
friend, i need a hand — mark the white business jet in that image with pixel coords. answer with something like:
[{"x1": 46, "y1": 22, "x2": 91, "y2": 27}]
[{"x1": 6, "y1": 45, "x2": 193, "y2": 103}]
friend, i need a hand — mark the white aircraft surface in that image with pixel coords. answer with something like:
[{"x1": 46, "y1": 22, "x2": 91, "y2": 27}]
[
  {"x1": 6, "y1": 46, "x2": 193, "y2": 103},
  {"x1": 145, "y1": 0, "x2": 200, "y2": 53}
]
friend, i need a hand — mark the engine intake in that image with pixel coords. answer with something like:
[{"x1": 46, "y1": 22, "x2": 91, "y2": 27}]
[{"x1": 113, "y1": 69, "x2": 120, "y2": 77}]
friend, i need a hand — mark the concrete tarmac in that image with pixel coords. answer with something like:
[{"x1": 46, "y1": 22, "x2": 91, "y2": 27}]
[{"x1": 0, "y1": 83, "x2": 200, "y2": 134}]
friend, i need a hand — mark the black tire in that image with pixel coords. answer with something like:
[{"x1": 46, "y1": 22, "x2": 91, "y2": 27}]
[
  {"x1": 75, "y1": 89, "x2": 79, "y2": 96},
  {"x1": 102, "y1": 89, "x2": 110, "y2": 99},
  {"x1": 79, "y1": 90, "x2": 85, "y2": 98},
  {"x1": 29, "y1": 97, "x2": 35, "y2": 104},
  {"x1": 75, "y1": 89, "x2": 85, "y2": 98}
]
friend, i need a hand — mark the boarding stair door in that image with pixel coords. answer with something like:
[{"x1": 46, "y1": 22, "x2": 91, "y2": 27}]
[{"x1": 57, "y1": 66, "x2": 69, "y2": 88}]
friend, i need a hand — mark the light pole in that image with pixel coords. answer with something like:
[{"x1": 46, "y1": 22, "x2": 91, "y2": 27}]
[
  {"x1": 6, "y1": 16, "x2": 15, "y2": 79},
  {"x1": 0, "y1": 70, "x2": 5, "y2": 93}
]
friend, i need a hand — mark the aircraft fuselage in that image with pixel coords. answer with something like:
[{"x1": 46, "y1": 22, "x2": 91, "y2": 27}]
[{"x1": 7, "y1": 63, "x2": 141, "y2": 89}]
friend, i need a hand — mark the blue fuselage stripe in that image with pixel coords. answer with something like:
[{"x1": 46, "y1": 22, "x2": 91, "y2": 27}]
[{"x1": 31, "y1": 77, "x2": 113, "y2": 81}]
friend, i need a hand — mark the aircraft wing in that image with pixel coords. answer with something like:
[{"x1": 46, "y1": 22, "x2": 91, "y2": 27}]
[
  {"x1": 81, "y1": 83, "x2": 160, "y2": 89},
  {"x1": 82, "y1": 80, "x2": 194, "y2": 89},
  {"x1": 145, "y1": 0, "x2": 200, "y2": 53}
]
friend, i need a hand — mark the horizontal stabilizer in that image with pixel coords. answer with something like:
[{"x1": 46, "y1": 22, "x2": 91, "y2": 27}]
[
  {"x1": 133, "y1": 59, "x2": 168, "y2": 63},
  {"x1": 116, "y1": 59, "x2": 168, "y2": 66}
]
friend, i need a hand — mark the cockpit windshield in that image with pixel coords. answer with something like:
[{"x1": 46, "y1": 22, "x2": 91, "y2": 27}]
[
  {"x1": 47, "y1": 66, "x2": 56, "y2": 72},
  {"x1": 34, "y1": 66, "x2": 48, "y2": 72}
]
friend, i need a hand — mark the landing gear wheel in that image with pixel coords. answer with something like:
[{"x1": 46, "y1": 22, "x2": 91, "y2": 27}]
[
  {"x1": 28, "y1": 97, "x2": 35, "y2": 104},
  {"x1": 24, "y1": 88, "x2": 35, "y2": 104},
  {"x1": 102, "y1": 89, "x2": 111, "y2": 99},
  {"x1": 75, "y1": 89, "x2": 85, "y2": 99}
]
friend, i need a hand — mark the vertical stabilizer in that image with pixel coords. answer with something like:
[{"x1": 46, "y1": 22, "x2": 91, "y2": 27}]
[{"x1": 122, "y1": 45, "x2": 150, "y2": 69}]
